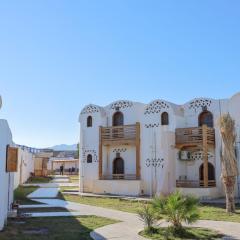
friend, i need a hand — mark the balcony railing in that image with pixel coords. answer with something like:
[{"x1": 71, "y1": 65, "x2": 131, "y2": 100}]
[
  {"x1": 100, "y1": 174, "x2": 139, "y2": 180},
  {"x1": 175, "y1": 126, "x2": 215, "y2": 148},
  {"x1": 101, "y1": 124, "x2": 137, "y2": 145},
  {"x1": 176, "y1": 180, "x2": 216, "y2": 188}
]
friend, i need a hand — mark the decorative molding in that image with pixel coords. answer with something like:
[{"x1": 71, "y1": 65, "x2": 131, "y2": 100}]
[
  {"x1": 82, "y1": 149, "x2": 98, "y2": 163},
  {"x1": 145, "y1": 123, "x2": 160, "y2": 128},
  {"x1": 144, "y1": 100, "x2": 169, "y2": 115},
  {"x1": 81, "y1": 105, "x2": 100, "y2": 115},
  {"x1": 111, "y1": 101, "x2": 133, "y2": 110},
  {"x1": 190, "y1": 151, "x2": 214, "y2": 161},
  {"x1": 145, "y1": 158, "x2": 164, "y2": 168},
  {"x1": 188, "y1": 99, "x2": 212, "y2": 111},
  {"x1": 113, "y1": 148, "x2": 127, "y2": 153}
]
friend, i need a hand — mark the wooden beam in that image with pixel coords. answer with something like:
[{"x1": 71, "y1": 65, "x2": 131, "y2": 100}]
[
  {"x1": 202, "y1": 124, "x2": 208, "y2": 187},
  {"x1": 99, "y1": 126, "x2": 103, "y2": 179},
  {"x1": 136, "y1": 122, "x2": 141, "y2": 179}
]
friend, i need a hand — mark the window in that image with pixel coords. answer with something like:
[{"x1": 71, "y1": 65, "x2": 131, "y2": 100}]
[
  {"x1": 161, "y1": 112, "x2": 169, "y2": 125},
  {"x1": 112, "y1": 111, "x2": 124, "y2": 126},
  {"x1": 87, "y1": 116, "x2": 92, "y2": 127},
  {"x1": 198, "y1": 111, "x2": 213, "y2": 128},
  {"x1": 87, "y1": 154, "x2": 92, "y2": 163}
]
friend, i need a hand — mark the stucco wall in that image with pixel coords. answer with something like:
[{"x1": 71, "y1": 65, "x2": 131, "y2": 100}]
[{"x1": 0, "y1": 119, "x2": 14, "y2": 231}]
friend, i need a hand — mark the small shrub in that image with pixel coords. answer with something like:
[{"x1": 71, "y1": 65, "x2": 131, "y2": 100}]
[
  {"x1": 137, "y1": 203, "x2": 158, "y2": 233},
  {"x1": 152, "y1": 191, "x2": 199, "y2": 231}
]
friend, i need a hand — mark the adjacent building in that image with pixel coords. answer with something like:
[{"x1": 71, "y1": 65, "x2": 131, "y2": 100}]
[{"x1": 79, "y1": 93, "x2": 240, "y2": 199}]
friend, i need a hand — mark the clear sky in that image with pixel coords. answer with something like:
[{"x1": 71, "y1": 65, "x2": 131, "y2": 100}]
[{"x1": 0, "y1": 1, "x2": 239, "y2": 148}]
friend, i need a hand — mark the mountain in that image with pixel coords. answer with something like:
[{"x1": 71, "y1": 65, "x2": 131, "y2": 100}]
[{"x1": 50, "y1": 144, "x2": 78, "y2": 151}]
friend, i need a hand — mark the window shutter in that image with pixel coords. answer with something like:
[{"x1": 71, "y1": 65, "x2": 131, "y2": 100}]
[{"x1": 6, "y1": 146, "x2": 18, "y2": 172}]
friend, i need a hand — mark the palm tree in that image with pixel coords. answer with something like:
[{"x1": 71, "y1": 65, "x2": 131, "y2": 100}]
[
  {"x1": 152, "y1": 191, "x2": 199, "y2": 231},
  {"x1": 219, "y1": 113, "x2": 238, "y2": 213}
]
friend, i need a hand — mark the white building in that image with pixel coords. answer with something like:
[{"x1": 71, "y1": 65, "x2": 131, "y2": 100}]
[
  {"x1": 0, "y1": 96, "x2": 15, "y2": 231},
  {"x1": 79, "y1": 93, "x2": 240, "y2": 199}
]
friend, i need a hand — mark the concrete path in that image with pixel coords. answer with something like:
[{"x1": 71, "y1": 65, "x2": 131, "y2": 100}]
[
  {"x1": 27, "y1": 188, "x2": 59, "y2": 198},
  {"x1": 28, "y1": 198, "x2": 240, "y2": 240}
]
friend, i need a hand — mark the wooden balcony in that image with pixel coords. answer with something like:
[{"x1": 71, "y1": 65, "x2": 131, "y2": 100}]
[
  {"x1": 175, "y1": 126, "x2": 215, "y2": 149},
  {"x1": 100, "y1": 174, "x2": 140, "y2": 180},
  {"x1": 176, "y1": 180, "x2": 216, "y2": 188},
  {"x1": 100, "y1": 124, "x2": 138, "y2": 146}
]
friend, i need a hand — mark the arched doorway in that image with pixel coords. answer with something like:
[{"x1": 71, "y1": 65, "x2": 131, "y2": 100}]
[
  {"x1": 113, "y1": 157, "x2": 124, "y2": 175},
  {"x1": 112, "y1": 111, "x2": 124, "y2": 126},
  {"x1": 198, "y1": 111, "x2": 214, "y2": 128},
  {"x1": 199, "y1": 162, "x2": 215, "y2": 181}
]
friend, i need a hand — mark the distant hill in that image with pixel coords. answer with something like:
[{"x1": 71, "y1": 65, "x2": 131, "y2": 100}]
[{"x1": 50, "y1": 144, "x2": 78, "y2": 151}]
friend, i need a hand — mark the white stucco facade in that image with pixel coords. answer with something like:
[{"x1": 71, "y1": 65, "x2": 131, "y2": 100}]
[
  {"x1": 14, "y1": 147, "x2": 34, "y2": 190},
  {"x1": 0, "y1": 96, "x2": 14, "y2": 231},
  {"x1": 79, "y1": 93, "x2": 240, "y2": 199}
]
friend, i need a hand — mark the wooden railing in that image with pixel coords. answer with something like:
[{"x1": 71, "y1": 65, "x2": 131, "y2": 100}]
[
  {"x1": 176, "y1": 180, "x2": 216, "y2": 188},
  {"x1": 100, "y1": 174, "x2": 139, "y2": 180},
  {"x1": 175, "y1": 126, "x2": 215, "y2": 148},
  {"x1": 101, "y1": 124, "x2": 137, "y2": 144}
]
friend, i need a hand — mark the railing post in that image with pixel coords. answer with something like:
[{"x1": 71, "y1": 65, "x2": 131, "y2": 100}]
[
  {"x1": 202, "y1": 124, "x2": 208, "y2": 187},
  {"x1": 136, "y1": 122, "x2": 141, "y2": 180},
  {"x1": 99, "y1": 126, "x2": 103, "y2": 180}
]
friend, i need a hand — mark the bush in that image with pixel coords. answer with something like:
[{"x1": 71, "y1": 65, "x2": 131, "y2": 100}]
[
  {"x1": 152, "y1": 191, "x2": 199, "y2": 231},
  {"x1": 137, "y1": 203, "x2": 158, "y2": 233}
]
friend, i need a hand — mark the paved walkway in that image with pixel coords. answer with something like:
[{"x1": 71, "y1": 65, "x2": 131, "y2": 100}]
[{"x1": 27, "y1": 188, "x2": 59, "y2": 198}]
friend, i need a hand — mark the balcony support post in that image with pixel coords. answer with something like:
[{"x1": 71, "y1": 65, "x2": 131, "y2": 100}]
[
  {"x1": 99, "y1": 126, "x2": 103, "y2": 180},
  {"x1": 136, "y1": 122, "x2": 141, "y2": 180},
  {"x1": 202, "y1": 124, "x2": 209, "y2": 187}
]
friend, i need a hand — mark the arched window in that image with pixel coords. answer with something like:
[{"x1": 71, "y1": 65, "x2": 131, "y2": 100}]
[
  {"x1": 161, "y1": 112, "x2": 169, "y2": 125},
  {"x1": 199, "y1": 162, "x2": 215, "y2": 181},
  {"x1": 87, "y1": 154, "x2": 92, "y2": 163},
  {"x1": 113, "y1": 157, "x2": 124, "y2": 174},
  {"x1": 112, "y1": 111, "x2": 124, "y2": 126},
  {"x1": 198, "y1": 111, "x2": 213, "y2": 128},
  {"x1": 87, "y1": 116, "x2": 92, "y2": 127}
]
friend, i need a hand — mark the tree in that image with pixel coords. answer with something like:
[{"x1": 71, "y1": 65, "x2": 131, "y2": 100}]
[
  {"x1": 219, "y1": 113, "x2": 238, "y2": 213},
  {"x1": 152, "y1": 191, "x2": 199, "y2": 232}
]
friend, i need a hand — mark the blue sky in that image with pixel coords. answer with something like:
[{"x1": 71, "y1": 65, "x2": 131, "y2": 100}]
[{"x1": 0, "y1": 1, "x2": 239, "y2": 147}]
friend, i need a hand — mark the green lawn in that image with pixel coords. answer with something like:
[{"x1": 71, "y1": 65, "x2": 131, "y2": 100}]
[
  {"x1": 61, "y1": 194, "x2": 240, "y2": 222},
  {"x1": 19, "y1": 207, "x2": 72, "y2": 214},
  {"x1": 0, "y1": 216, "x2": 118, "y2": 240},
  {"x1": 139, "y1": 227, "x2": 223, "y2": 240},
  {"x1": 27, "y1": 176, "x2": 52, "y2": 184},
  {"x1": 14, "y1": 186, "x2": 40, "y2": 205},
  {"x1": 69, "y1": 175, "x2": 79, "y2": 183}
]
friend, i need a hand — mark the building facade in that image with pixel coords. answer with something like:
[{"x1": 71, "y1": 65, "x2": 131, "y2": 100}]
[{"x1": 79, "y1": 93, "x2": 240, "y2": 199}]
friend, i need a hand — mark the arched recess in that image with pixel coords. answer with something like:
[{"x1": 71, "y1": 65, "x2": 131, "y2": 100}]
[
  {"x1": 199, "y1": 162, "x2": 215, "y2": 181},
  {"x1": 198, "y1": 111, "x2": 214, "y2": 128},
  {"x1": 113, "y1": 157, "x2": 124, "y2": 174},
  {"x1": 112, "y1": 111, "x2": 124, "y2": 126}
]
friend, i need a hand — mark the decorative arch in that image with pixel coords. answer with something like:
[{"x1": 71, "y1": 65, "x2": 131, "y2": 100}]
[
  {"x1": 161, "y1": 112, "x2": 169, "y2": 125},
  {"x1": 199, "y1": 162, "x2": 215, "y2": 181},
  {"x1": 198, "y1": 111, "x2": 214, "y2": 128},
  {"x1": 87, "y1": 154, "x2": 92, "y2": 163},
  {"x1": 112, "y1": 111, "x2": 124, "y2": 126},
  {"x1": 113, "y1": 157, "x2": 124, "y2": 174},
  {"x1": 87, "y1": 116, "x2": 93, "y2": 127},
  {"x1": 144, "y1": 100, "x2": 170, "y2": 115}
]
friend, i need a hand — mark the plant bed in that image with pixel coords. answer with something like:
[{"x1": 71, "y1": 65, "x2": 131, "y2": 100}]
[
  {"x1": 27, "y1": 176, "x2": 53, "y2": 184},
  {"x1": 139, "y1": 227, "x2": 223, "y2": 240},
  {"x1": 14, "y1": 186, "x2": 40, "y2": 205}
]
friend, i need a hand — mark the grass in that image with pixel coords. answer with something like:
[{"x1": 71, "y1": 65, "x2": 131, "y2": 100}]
[
  {"x1": 14, "y1": 186, "x2": 40, "y2": 205},
  {"x1": 26, "y1": 176, "x2": 52, "y2": 184},
  {"x1": 60, "y1": 186, "x2": 79, "y2": 192},
  {"x1": 61, "y1": 194, "x2": 240, "y2": 222},
  {"x1": 199, "y1": 203, "x2": 240, "y2": 222},
  {"x1": 0, "y1": 216, "x2": 118, "y2": 240},
  {"x1": 139, "y1": 227, "x2": 223, "y2": 240},
  {"x1": 68, "y1": 175, "x2": 79, "y2": 183},
  {"x1": 60, "y1": 194, "x2": 143, "y2": 213}
]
